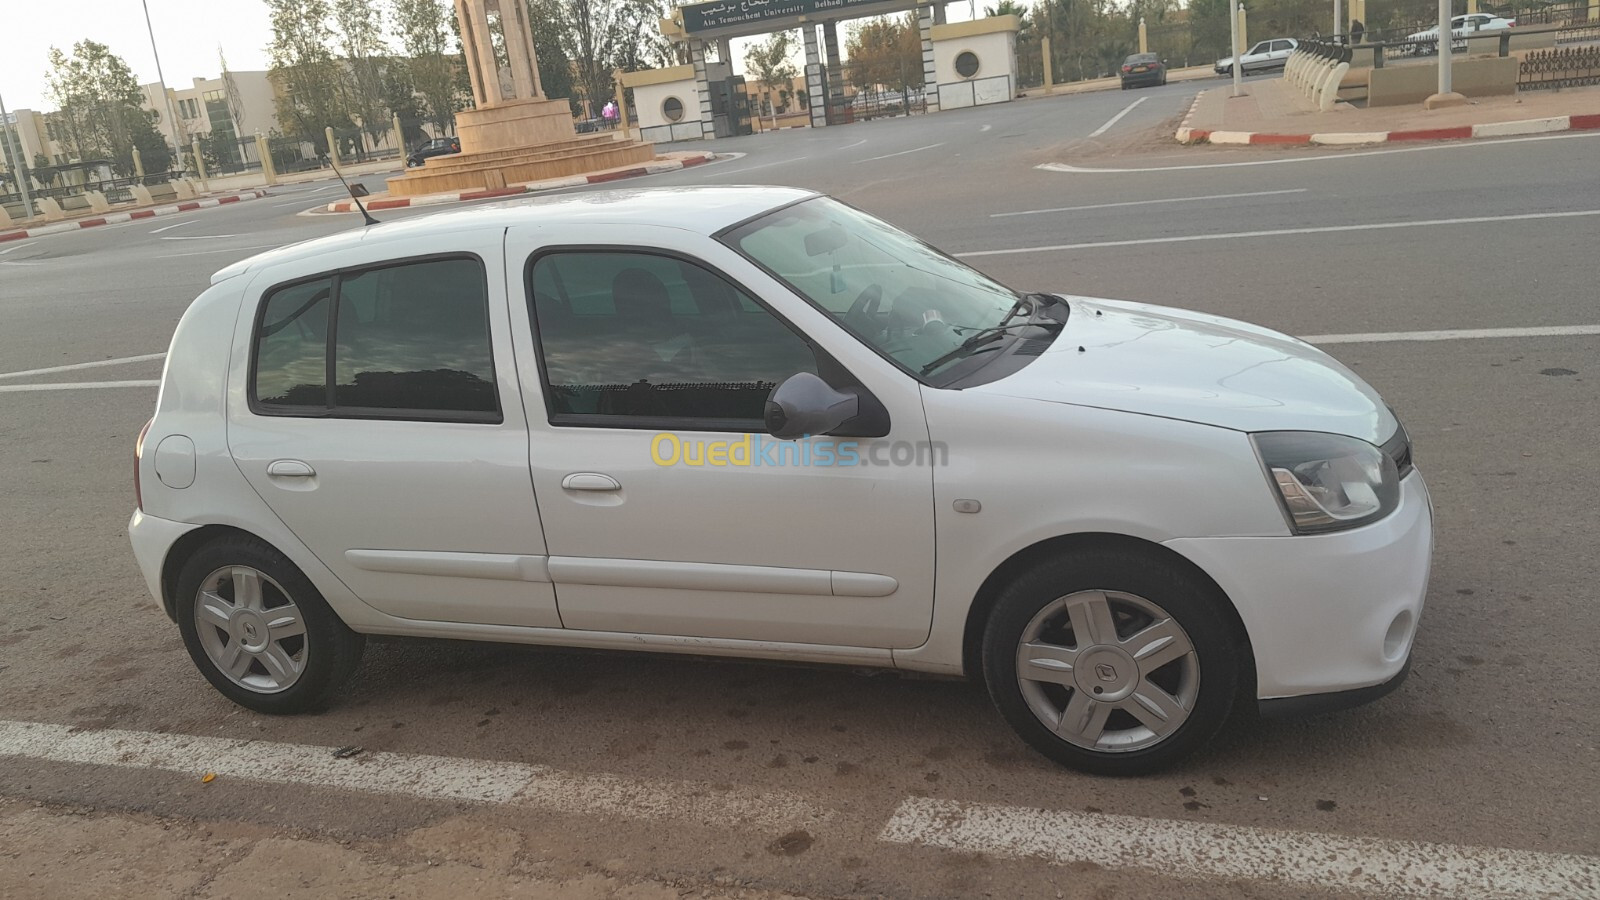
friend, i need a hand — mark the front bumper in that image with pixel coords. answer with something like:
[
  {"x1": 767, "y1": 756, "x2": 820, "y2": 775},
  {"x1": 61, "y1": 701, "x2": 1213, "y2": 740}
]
[{"x1": 1165, "y1": 471, "x2": 1433, "y2": 704}]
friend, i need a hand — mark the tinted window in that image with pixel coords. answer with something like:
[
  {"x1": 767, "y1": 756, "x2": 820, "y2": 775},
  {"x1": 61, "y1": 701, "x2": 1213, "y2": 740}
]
[
  {"x1": 255, "y1": 278, "x2": 332, "y2": 407},
  {"x1": 334, "y1": 258, "x2": 497, "y2": 414},
  {"x1": 251, "y1": 257, "x2": 498, "y2": 420},
  {"x1": 529, "y1": 251, "x2": 817, "y2": 424}
]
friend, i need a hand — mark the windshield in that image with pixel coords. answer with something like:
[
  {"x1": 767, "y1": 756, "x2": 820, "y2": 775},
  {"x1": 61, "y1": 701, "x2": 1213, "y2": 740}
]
[{"x1": 725, "y1": 197, "x2": 1025, "y2": 377}]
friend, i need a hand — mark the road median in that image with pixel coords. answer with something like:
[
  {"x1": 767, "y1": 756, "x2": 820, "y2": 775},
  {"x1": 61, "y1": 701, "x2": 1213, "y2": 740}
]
[{"x1": 1176, "y1": 79, "x2": 1600, "y2": 146}]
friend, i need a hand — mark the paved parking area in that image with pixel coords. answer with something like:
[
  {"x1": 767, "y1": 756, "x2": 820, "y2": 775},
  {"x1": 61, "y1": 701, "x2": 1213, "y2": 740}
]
[{"x1": 1, "y1": 85, "x2": 1597, "y2": 897}]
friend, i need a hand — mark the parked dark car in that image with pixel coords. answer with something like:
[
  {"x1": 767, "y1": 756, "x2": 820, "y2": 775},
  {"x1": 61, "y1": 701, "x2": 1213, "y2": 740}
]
[
  {"x1": 406, "y1": 137, "x2": 461, "y2": 167},
  {"x1": 1119, "y1": 53, "x2": 1168, "y2": 89}
]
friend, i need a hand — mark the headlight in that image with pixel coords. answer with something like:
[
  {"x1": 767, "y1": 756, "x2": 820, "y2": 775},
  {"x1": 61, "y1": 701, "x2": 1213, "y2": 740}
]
[{"x1": 1251, "y1": 431, "x2": 1400, "y2": 534}]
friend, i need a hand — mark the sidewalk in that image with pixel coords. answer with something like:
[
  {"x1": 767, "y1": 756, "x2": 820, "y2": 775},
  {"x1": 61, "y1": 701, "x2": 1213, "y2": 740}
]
[
  {"x1": 0, "y1": 190, "x2": 269, "y2": 244},
  {"x1": 319, "y1": 150, "x2": 715, "y2": 214},
  {"x1": 1178, "y1": 78, "x2": 1600, "y2": 145},
  {"x1": 0, "y1": 799, "x2": 808, "y2": 900}
]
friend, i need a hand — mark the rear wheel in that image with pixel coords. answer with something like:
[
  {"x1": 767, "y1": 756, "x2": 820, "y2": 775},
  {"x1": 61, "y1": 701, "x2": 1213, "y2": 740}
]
[
  {"x1": 175, "y1": 537, "x2": 364, "y2": 714},
  {"x1": 981, "y1": 547, "x2": 1243, "y2": 775}
]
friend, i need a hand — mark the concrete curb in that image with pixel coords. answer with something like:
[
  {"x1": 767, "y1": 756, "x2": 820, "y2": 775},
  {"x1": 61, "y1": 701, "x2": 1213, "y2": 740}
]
[
  {"x1": 1178, "y1": 111, "x2": 1600, "y2": 146},
  {"x1": 323, "y1": 152, "x2": 716, "y2": 213},
  {"x1": 0, "y1": 190, "x2": 269, "y2": 243}
]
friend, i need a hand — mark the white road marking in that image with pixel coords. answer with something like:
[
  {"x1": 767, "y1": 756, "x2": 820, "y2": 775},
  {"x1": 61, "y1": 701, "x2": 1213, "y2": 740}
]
[
  {"x1": 1306, "y1": 324, "x2": 1600, "y2": 344},
  {"x1": 160, "y1": 233, "x2": 239, "y2": 241},
  {"x1": 704, "y1": 155, "x2": 808, "y2": 176},
  {"x1": 272, "y1": 199, "x2": 323, "y2": 209},
  {"x1": 958, "y1": 208, "x2": 1600, "y2": 257},
  {"x1": 308, "y1": 184, "x2": 340, "y2": 194},
  {"x1": 992, "y1": 189, "x2": 1307, "y2": 218},
  {"x1": 1089, "y1": 97, "x2": 1147, "y2": 137},
  {"x1": 980, "y1": 124, "x2": 992, "y2": 132},
  {"x1": 0, "y1": 720, "x2": 829, "y2": 830},
  {"x1": 0, "y1": 380, "x2": 160, "y2": 393},
  {"x1": 0, "y1": 353, "x2": 167, "y2": 381},
  {"x1": 881, "y1": 798, "x2": 1600, "y2": 899},
  {"x1": 0, "y1": 241, "x2": 35, "y2": 255},
  {"x1": 155, "y1": 243, "x2": 283, "y2": 259},
  {"x1": 1040, "y1": 129, "x2": 1600, "y2": 173},
  {"x1": 858, "y1": 142, "x2": 946, "y2": 162},
  {"x1": 840, "y1": 138, "x2": 868, "y2": 150},
  {"x1": 148, "y1": 219, "x2": 197, "y2": 234}
]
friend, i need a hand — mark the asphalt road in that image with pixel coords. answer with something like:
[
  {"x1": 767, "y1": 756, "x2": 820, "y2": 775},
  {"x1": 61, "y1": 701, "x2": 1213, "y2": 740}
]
[{"x1": 2, "y1": 79, "x2": 1598, "y2": 898}]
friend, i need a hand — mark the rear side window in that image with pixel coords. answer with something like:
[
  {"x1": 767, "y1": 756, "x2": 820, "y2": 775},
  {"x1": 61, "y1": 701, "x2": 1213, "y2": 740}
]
[{"x1": 251, "y1": 256, "x2": 500, "y2": 421}]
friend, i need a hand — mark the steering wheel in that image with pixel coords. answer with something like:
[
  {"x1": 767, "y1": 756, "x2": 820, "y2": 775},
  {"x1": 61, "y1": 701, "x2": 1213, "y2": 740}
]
[{"x1": 843, "y1": 284, "x2": 883, "y2": 333}]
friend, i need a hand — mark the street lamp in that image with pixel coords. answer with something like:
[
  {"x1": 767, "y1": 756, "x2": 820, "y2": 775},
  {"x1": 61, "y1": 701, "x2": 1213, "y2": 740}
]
[
  {"x1": 0, "y1": 89, "x2": 36, "y2": 220},
  {"x1": 141, "y1": 0, "x2": 185, "y2": 166}
]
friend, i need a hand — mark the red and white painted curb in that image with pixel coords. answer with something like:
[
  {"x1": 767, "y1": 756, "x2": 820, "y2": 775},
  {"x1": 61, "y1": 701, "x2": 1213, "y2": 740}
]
[
  {"x1": 324, "y1": 152, "x2": 716, "y2": 213},
  {"x1": 1178, "y1": 110, "x2": 1600, "y2": 146},
  {"x1": 0, "y1": 190, "x2": 268, "y2": 243}
]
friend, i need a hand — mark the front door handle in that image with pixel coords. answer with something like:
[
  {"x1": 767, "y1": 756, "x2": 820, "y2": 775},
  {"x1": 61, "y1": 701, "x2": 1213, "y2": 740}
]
[
  {"x1": 562, "y1": 472, "x2": 620, "y2": 492},
  {"x1": 267, "y1": 459, "x2": 316, "y2": 478}
]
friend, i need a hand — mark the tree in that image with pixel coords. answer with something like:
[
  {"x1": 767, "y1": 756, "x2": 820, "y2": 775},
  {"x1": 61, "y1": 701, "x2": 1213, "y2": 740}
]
[
  {"x1": 744, "y1": 31, "x2": 797, "y2": 131},
  {"x1": 266, "y1": 0, "x2": 347, "y2": 154},
  {"x1": 391, "y1": 0, "x2": 460, "y2": 134},
  {"x1": 846, "y1": 14, "x2": 922, "y2": 105},
  {"x1": 44, "y1": 40, "x2": 150, "y2": 176},
  {"x1": 525, "y1": 0, "x2": 577, "y2": 111},
  {"x1": 334, "y1": 0, "x2": 391, "y2": 153},
  {"x1": 560, "y1": 0, "x2": 621, "y2": 117}
]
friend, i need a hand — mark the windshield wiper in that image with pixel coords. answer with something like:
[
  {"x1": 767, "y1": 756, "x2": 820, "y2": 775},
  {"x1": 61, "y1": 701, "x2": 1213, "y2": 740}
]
[{"x1": 919, "y1": 319, "x2": 1062, "y2": 376}]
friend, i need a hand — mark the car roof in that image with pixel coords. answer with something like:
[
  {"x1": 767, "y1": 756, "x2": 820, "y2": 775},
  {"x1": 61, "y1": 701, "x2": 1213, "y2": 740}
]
[{"x1": 211, "y1": 185, "x2": 817, "y2": 284}]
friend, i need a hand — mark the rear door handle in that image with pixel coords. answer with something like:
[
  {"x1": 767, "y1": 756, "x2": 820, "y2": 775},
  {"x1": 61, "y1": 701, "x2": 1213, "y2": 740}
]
[
  {"x1": 267, "y1": 459, "x2": 316, "y2": 478},
  {"x1": 562, "y1": 472, "x2": 620, "y2": 492}
]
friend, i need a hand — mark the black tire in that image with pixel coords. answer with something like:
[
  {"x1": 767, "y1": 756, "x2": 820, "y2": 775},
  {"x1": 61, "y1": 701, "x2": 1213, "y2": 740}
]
[
  {"x1": 175, "y1": 536, "x2": 364, "y2": 714},
  {"x1": 981, "y1": 546, "x2": 1244, "y2": 776}
]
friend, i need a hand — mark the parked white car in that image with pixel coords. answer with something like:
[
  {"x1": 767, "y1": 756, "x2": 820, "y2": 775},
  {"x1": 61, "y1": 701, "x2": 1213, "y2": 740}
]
[
  {"x1": 130, "y1": 187, "x2": 1432, "y2": 775},
  {"x1": 1215, "y1": 38, "x2": 1299, "y2": 76},
  {"x1": 1408, "y1": 13, "x2": 1515, "y2": 42}
]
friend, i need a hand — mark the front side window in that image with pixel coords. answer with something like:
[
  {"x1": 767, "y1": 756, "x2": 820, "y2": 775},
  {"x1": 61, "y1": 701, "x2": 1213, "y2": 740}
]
[
  {"x1": 528, "y1": 251, "x2": 818, "y2": 426},
  {"x1": 251, "y1": 256, "x2": 499, "y2": 420},
  {"x1": 724, "y1": 197, "x2": 1023, "y2": 377}
]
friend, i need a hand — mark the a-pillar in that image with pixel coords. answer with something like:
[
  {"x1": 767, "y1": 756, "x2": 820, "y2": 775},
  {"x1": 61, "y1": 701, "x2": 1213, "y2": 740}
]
[
  {"x1": 918, "y1": 6, "x2": 940, "y2": 113},
  {"x1": 823, "y1": 21, "x2": 844, "y2": 119},
  {"x1": 803, "y1": 24, "x2": 827, "y2": 128},
  {"x1": 690, "y1": 40, "x2": 718, "y2": 140}
]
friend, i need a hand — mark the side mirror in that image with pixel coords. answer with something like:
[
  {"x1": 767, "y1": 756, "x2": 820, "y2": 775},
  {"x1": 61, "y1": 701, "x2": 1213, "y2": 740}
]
[
  {"x1": 764, "y1": 372, "x2": 858, "y2": 440},
  {"x1": 349, "y1": 183, "x2": 370, "y2": 198}
]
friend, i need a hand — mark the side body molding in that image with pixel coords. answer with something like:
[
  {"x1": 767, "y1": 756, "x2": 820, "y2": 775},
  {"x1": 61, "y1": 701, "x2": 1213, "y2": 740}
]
[{"x1": 344, "y1": 551, "x2": 896, "y2": 598}]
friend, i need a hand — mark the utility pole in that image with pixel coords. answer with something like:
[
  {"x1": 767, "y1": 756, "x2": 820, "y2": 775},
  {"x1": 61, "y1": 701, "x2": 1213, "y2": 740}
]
[
  {"x1": 0, "y1": 90, "x2": 36, "y2": 220},
  {"x1": 1230, "y1": 0, "x2": 1244, "y2": 96},
  {"x1": 141, "y1": 0, "x2": 185, "y2": 165}
]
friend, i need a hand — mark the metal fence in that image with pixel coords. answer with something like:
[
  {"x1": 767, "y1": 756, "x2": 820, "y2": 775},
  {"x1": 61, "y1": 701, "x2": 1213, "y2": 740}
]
[{"x1": 1520, "y1": 44, "x2": 1600, "y2": 88}]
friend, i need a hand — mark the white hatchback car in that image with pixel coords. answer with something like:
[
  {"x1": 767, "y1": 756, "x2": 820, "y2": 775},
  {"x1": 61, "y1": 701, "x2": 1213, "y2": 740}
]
[{"x1": 131, "y1": 187, "x2": 1432, "y2": 775}]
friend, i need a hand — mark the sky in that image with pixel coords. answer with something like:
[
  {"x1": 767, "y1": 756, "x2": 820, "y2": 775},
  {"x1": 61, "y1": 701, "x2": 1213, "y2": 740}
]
[
  {"x1": 1, "y1": 0, "x2": 982, "y2": 113},
  {"x1": 2, "y1": 0, "x2": 276, "y2": 112}
]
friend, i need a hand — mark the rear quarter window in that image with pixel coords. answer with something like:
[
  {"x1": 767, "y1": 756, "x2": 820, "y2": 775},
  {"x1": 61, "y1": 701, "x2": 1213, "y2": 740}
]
[{"x1": 250, "y1": 256, "x2": 500, "y2": 421}]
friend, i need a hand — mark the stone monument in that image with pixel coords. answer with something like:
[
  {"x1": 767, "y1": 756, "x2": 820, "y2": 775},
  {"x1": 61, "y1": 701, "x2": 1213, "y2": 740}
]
[{"x1": 386, "y1": 0, "x2": 654, "y2": 197}]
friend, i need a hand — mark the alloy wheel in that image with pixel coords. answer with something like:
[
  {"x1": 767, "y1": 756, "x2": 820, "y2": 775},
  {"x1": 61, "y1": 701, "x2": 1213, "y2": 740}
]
[
  {"x1": 193, "y1": 565, "x2": 308, "y2": 693},
  {"x1": 1015, "y1": 589, "x2": 1200, "y2": 752}
]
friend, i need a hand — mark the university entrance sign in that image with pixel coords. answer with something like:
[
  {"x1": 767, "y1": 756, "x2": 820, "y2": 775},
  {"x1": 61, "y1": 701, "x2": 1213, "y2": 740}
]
[{"x1": 679, "y1": 0, "x2": 910, "y2": 34}]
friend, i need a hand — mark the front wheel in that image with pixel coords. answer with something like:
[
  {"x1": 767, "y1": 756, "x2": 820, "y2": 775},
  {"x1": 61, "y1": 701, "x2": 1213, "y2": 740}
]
[
  {"x1": 981, "y1": 547, "x2": 1244, "y2": 775},
  {"x1": 175, "y1": 536, "x2": 365, "y2": 714}
]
